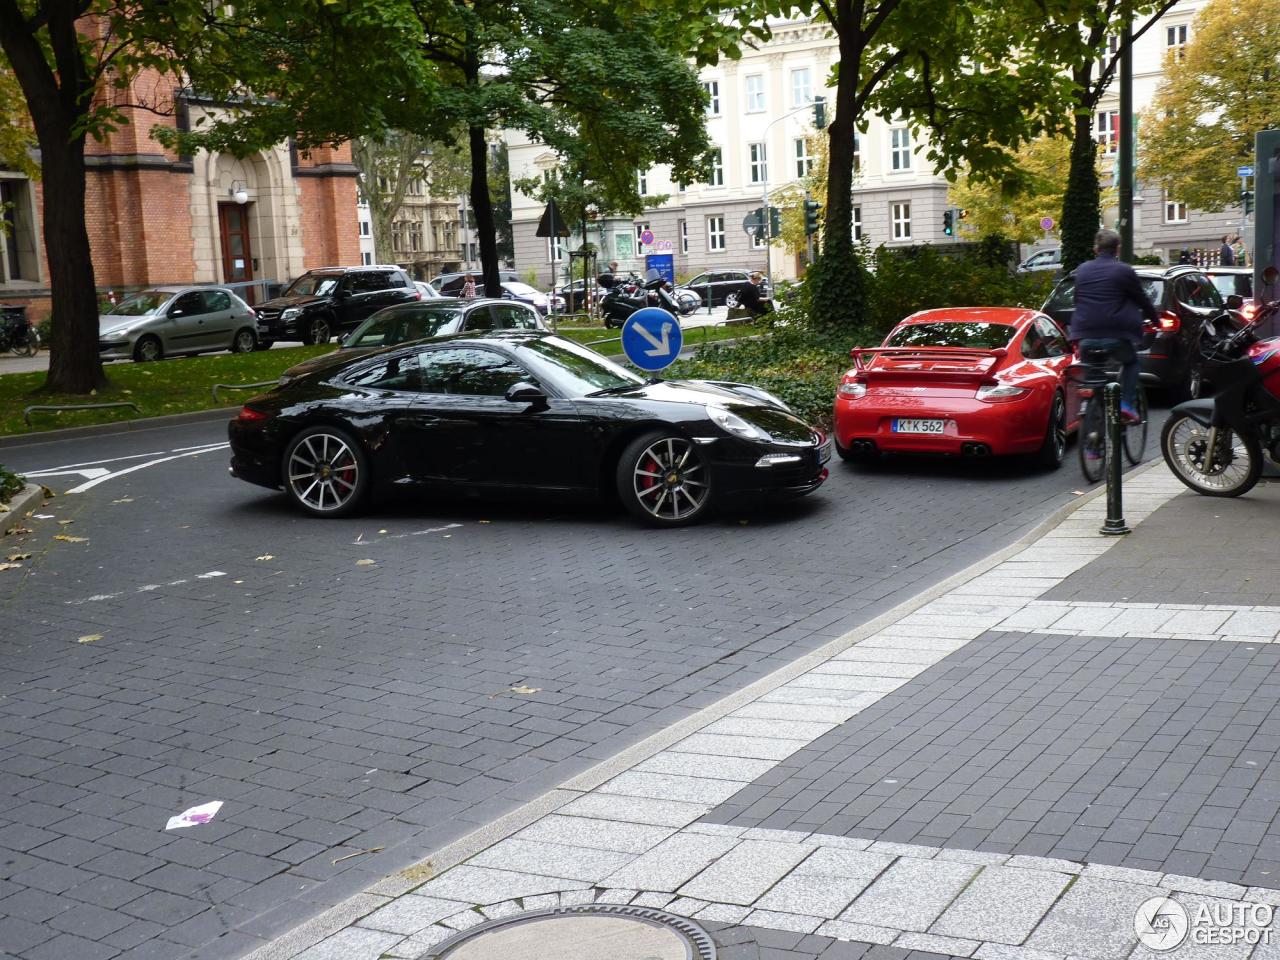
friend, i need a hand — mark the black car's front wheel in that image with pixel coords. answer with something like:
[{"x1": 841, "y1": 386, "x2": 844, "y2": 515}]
[
  {"x1": 283, "y1": 426, "x2": 370, "y2": 517},
  {"x1": 616, "y1": 431, "x2": 712, "y2": 527}
]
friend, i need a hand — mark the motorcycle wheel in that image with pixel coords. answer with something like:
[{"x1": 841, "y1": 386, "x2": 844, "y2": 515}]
[{"x1": 1160, "y1": 413, "x2": 1262, "y2": 497}]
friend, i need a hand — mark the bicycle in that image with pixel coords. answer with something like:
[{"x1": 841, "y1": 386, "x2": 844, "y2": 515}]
[{"x1": 1071, "y1": 345, "x2": 1148, "y2": 483}]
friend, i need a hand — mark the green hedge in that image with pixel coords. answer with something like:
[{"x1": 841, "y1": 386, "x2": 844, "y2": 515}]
[{"x1": 0, "y1": 464, "x2": 23, "y2": 505}]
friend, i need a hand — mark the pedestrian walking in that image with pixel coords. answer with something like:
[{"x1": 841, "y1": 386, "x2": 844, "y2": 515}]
[
  {"x1": 1068, "y1": 228, "x2": 1158, "y2": 426},
  {"x1": 1220, "y1": 235, "x2": 1236, "y2": 266},
  {"x1": 1233, "y1": 235, "x2": 1248, "y2": 267},
  {"x1": 461, "y1": 274, "x2": 477, "y2": 298}
]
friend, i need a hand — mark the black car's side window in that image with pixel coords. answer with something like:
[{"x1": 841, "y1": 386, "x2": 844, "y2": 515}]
[
  {"x1": 417, "y1": 347, "x2": 529, "y2": 396},
  {"x1": 345, "y1": 354, "x2": 419, "y2": 391},
  {"x1": 462, "y1": 308, "x2": 496, "y2": 331},
  {"x1": 494, "y1": 304, "x2": 538, "y2": 329}
]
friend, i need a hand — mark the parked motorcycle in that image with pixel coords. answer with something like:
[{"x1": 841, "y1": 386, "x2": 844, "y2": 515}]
[
  {"x1": 1161, "y1": 292, "x2": 1280, "y2": 497},
  {"x1": 0, "y1": 310, "x2": 39, "y2": 357},
  {"x1": 601, "y1": 271, "x2": 689, "y2": 327}
]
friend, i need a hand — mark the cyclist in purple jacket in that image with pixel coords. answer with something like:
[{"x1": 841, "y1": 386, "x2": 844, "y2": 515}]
[{"x1": 1067, "y1": 229, "x2": 1158, "y2": 423}]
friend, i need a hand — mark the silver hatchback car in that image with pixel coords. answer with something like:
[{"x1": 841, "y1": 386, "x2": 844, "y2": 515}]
[{"x1": 98, "y1": 286, "x2": 258, "y2": 362}]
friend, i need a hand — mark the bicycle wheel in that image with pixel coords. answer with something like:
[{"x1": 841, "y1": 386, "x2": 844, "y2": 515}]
[
  {"x1": 1078, "y1": 395, "x2": 1106, "y2": 483},
  {"x1": 1123, "y1": 386, "x2": 1148, "y2": 465}
]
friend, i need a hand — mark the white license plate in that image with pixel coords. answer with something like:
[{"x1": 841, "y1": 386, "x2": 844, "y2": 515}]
[
  {"x1": 818, "y1": 440, "x2": 832, "y2": 464},
  {"x1": 893, "y1": 418, "x2": 947, "y2": 434}
]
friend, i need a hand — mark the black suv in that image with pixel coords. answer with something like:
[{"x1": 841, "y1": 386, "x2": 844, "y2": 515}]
[
  {"x1": 254, "y1": 265, "x2": 418, "y2": 346},
  {"x1": 1041, "y1": 264, "x2": 1226, "y2": 400}
]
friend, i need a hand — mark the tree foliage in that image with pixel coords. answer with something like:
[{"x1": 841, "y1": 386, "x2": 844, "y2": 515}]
[
  {"x1": 1140, "y1": 0, "x2": 1280, "y2": 212},
  {"x1": 0, "y1": 55, "x2": 36, "y2": 177},
  {"x1": 948, "y1": 136, "x2": 1073, "y2": 243}
]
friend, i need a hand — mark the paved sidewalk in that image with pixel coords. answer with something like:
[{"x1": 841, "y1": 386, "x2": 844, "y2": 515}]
[{"x1": 253, "y1": 469, "x2": 1280, "y2": 960}]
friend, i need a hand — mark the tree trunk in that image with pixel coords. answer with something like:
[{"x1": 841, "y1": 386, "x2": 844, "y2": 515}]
[
  {"x1": 1060, "y1": 103, "x2": 1101, "y2": 274},
  {"x1": 469, "y1": 125, "x2": 500, "y2": 297},
  {"x1": 0, "y1": 1, "x2": 106, "y2": 394}
]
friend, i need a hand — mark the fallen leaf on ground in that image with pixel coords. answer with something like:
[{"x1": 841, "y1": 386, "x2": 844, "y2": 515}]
[
  {"x1": 39, "y1": 487, "x2": 53, "y2": 498},
  {"x1": 57, "y1": 520, "x2": 74, "y2": 525},
  {"x1": 76, "y1": 634, "x2": 102, "y2": 644},
  {"x1": 442, "y1": 534, "x2": 452, "y2": 539},
  {"x1": 0, "y1": 563, "x2": 21, "y2": 572},
  {"x1": 509, "y1": 685, "x2": 540, "y2": 695},
  {"x1": 398, "y1": 863, "x2": 435, "y2": 884},
  {"x1": 5, "y1": 553, "x2": 31, "y2": 562},
  {"x1": 1072, "y1": 490, "x2": 1086, "y2": 496},
  {"x1": 378, "y1": 529, "x2": 388, "y2": 534},
  {"x1": 5, "y1": 526, "x2": 32, "y2": 535},
  {"x1": 54, "y1": 535, "x2": 88, "y2": 543},
  {"x1": 255, "y1": 554, "x2": 274, "y2": 561},
  {"x1": 111, "y1": 498, "x2": 133, "y2": 504},
  {"x1": 355, "y1": 559, "x2": 376, "y2": 566}
]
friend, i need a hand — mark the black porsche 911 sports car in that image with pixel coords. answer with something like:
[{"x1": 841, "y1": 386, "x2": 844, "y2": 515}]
[{"x1": 228, "y1": 331, "x2": 829, "y2": 526}]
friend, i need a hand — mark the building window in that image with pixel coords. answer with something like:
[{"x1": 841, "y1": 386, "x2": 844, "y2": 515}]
[
  {"x1": 361, "y1": 251, "x2": 373, "y2": 266},
  {"x1": 1095, "y1": 110, "x2": 1119, "y2": 154},
  {"x1": 853, "y1": 130, "x2": 862, "y2": 172},
  {"x1": 548, "y1": 235, "x2": 566, "y2": 262},
  {"x1": 409, "y1": 222, "x2": 423, "y2": 252},
  {"x1": 637, "y1": 170, "x2": 647, "y2": 194},
  {"x1": 635, "y1": 221, "x2": 650, "y2": 249},
  {"x1": 707, "y1": 216, "x2": 725, "y2": 251},
  {"x1": 1166, "y1": 24, "x2": 1188, "y2": 59},
  {"x1": 749, "y1": 143, "x2": 768, "y2": 184},
  {"x1": 707, "y1": 148, "x2": 723, "y2": 187},
  {"x1": 1164, "y1": 195, "x2": 1188, "y2": 224},
  {"x1": 791, "y1": 68, "x2": 812, "y2": 106},
  {"x1": 745, "y1": 74, "x2": 765, "y2": 113},
  {"x1": 891, "y1": 202, "x2": 911, "y2": 240},
  {"x1": 468, "y1": 241, "x2": 478, "y2": 262},
  {"x1": 890, "y1": 128, "x2": 912, "y2": 171},
  {"x1": 794, "y1": 138, "x2": 813, "y2": 178},
  {"x1": 359, "y1": 220, "x2": 371, "y2": 237},
  {"x1": 1098, "y1": 35, "x2": 1119, "y2": 78},
  {"x1": 703, "y1": 79, "x2": 720, "y2": 116},
  {"x1": 853, "y1": 205, "x2": 863, "y2": 240},
  {"x1": 752, "y1": 226, "x2": 766, "y2": 250},
  {"x1": 0, "y1": 178, "x2": 39, "y2": 283},
  {"x1": 680, "y1": 219, "x2": 688, "y2": 254}
]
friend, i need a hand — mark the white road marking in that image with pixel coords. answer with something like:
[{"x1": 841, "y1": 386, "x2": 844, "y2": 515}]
[
  {"x1": 21, "y1": 451, "x2": 166, "y2": 472},
  {"x1": 21, "y1": 467, "x2": 111, "y2": 481},
  {"x1": 65, "y1": 570, "x2": 227, "y2": 604},
  {"x1": 66, "y1": 444, "x2": 230, "y2": 494},
  {"x1": 351, "y1": 523, "x2": 462, "y2": 544}
]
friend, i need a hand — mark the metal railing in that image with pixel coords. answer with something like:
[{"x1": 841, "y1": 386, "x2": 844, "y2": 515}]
[
  {"x1": 212, "y1": 380, "x2": 278, "y2": 403},
  {"x1": 23, "y1": 401, "x2": 139, "y2": 427}
]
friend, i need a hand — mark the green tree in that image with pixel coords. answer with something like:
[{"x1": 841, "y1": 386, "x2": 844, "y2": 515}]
[
  {"x1": 0, "y1": 56, "x2": 35, "y2": 177},
  {"x1": 1140, "y1": 0, "x2": 1280, "y2": 212},
  {"x1": 948, "y1": 135, "x2": 1073, "y2": 243},
  {"x1": 488, "y1": 143, "x2": 514, "y2": 265}
]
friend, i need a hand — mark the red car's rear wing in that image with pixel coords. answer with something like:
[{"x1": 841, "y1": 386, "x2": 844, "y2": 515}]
[{"x1": 849, "y1": 346, "x2": 1006, "y2": 382}]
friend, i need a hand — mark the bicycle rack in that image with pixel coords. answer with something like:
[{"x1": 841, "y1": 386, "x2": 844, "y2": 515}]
[
  {"x1": 211, "y1": 380, "x2": 277, "y2": 403},
  {"x1": 22, "y1": 401, "x2": 140, "y2": 427}
]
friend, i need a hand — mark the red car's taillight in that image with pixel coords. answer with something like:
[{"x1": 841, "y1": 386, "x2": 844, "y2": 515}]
[
  {"x1": 1158, "y1": 310, "x2": 1180, "y2": 333},
  {"x1": 237, "y1": 406, "x2": 269, "y2": 422}
]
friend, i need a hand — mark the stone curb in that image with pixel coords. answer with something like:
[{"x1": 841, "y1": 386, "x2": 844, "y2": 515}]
[
  {"x1": 0, "y1": 483, "x2": 47, "y2": 535},
  {"x1": 0, "y1": 405, "x2": 238, "y2": 450},
  {"x1": 244, "y1": 461, "x2": 1169, "y2": 960}
]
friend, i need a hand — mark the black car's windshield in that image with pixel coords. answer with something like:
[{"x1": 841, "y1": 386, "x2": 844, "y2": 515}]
[
  {"x1": 285, "y1": 274, "x2": 340, "y2": 297},
  {"x1": 345, "y1": 307, "x2": 462, "y2": 348},
  {"x1": 886, "y1": 322, "x2": 1017, "y2": 350},
  {"x1": 110, "y1": 291, "x2": 169, "y2": 316},
  {"x1": 513, "y1": 336, "x2": 645, "y2": 396}
]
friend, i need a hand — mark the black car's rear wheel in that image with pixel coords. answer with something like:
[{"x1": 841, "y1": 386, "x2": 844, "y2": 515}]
[
  {"x1": 283, "y1": 426, "x2": 370, "y2": 517},
  {"x1": 303, "y1": 316, "x2": 331, "y2": 345},
  {"x1": 617, "y1": 432, "x2": 712, "y2": 526}
]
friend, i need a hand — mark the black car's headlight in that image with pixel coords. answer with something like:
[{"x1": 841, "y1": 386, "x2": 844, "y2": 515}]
[{"x1": 707, "y1": 405, "x2": 771, "y2": 441}]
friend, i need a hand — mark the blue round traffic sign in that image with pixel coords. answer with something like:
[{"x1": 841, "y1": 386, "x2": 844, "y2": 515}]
[{"x1": 621, "y1": 307, "x2": 682, "y2": 372}]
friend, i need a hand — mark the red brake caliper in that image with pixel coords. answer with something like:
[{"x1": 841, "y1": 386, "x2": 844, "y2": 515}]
[{"x1": 640, "y1": 454, "x2": 660, "y2": 492}]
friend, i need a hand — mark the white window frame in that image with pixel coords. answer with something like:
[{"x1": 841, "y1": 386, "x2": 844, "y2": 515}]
[
  {"x1": 853, "y1": 130, "x2": 862, "y2": 172},
  {"x1": 890, "y1": 127, "x2": 912, "y2": 172},
  {"x1": 891, "y1": 201, "x2": 911, "y2": 241},
  {"x1": 751, "y1": 225, "x2": 766, "y2": 250},
  {"x1": 637, "y1": 170, "x2": 647, "y2": 194},
  {"x1": 680, "y1": 219, "x2": 688, "y2": 254},
  {"x1": 794, "y1": 138, "x2": 813, "y2": 178},
  {"x1": 790, "y1": 67, "x2": 812, "y2": 107},
  {"x1": 1164, "y1": 194, "x2": 1188, "y2": 224},
  {"x1": 703, "y1": 79, "x2": 720, "y2": 116},
  {"x1": 361, "y1": 251, "x2": 373, "y2": 266},
  {"x1": 745, "y1": 74, "x2": 765, "y2": 113},
  {"x1": 707, "y1": 216, "x2": 725, "y2": 252},
  {"x1": 707, "y1": 148, "x2": 724, "y2": 187},
  {"x1": 1095, "y1": 109, "x2": 1119, "y2": 155},
  {"x1": 635, "y1": 221, "x2": 651, "y2": 252},
  {"x1": 1166, "y1": 24, "x2": 1188, "y2": 59},
  {"x1": 853, "y1": 205, "x2": 863, "y2": 241},
  {"x1": 358, "y1": 220, "x2": 371, "y2": 237},
  {"x1": 1098, "y1": 35, "x2": 1119, "y2": 78},
  {"x1": 748, "y1": 142, "x2": 768, "y2": 185},
  {"x1": 548, "y1": 235, "x2": 566, "y2": 263}
]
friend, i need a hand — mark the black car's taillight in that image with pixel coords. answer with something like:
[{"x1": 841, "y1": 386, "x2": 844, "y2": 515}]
[{"x1": 237, "y1": 406, "x2": 271, "y2": 422}]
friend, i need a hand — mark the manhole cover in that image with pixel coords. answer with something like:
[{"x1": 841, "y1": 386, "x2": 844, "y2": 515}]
[{"x1": 422, "y1": 905, "x2": 716, "y2": 960}]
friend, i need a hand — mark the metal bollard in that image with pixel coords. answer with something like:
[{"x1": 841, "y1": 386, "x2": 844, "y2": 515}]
[{"x1": 1100, "y1": 382, "x2": 1130, "y2": 536}]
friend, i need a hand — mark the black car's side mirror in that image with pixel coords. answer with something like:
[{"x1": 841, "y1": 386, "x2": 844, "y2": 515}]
[
  {"x1": 505, "y1": 381, "x2": 546, "y2": 404},
  {"x1": 1226, "y1": 294, "x2": 1244, "y2": 310}
]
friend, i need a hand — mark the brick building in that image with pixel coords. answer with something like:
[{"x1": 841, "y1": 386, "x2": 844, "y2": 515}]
[{"x1": 0, "y1": 72, "x2": 361, "y2": 318}]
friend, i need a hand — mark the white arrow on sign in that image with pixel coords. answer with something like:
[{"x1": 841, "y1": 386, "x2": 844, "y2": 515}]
[{"x1": 633, "y1": 321, "x2": 673, "y2": 357}]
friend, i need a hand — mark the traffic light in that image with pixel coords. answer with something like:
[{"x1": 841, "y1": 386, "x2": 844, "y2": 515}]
[
  {"x1": 804, "y1": 198, "x2": 822, "y2": 236},
  {"x1": 750, "y1": 206, "x2": 767, "y2": 241},
  {"x1": 943, "y1": 209, "x2": 954, "y2": 236},
  {"x1": 769, "y1": 206, "x2": 782, "y2": 239},
  {"x1": 1243, "y1": 190, "x2": 1255, "y2": 215},
  {"x1": 813, "y1": 96, "x2": 826, "y2": 130}
]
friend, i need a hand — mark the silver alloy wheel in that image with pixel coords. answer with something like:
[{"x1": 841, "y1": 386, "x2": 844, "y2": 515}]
[
  {"x1": 1050, "y1": 394, "x2": 1066, "y2": 460},
  {"x1": 233, "y1": 329, "x2": 256, "y2": 353},
  {"x1": 1187, "y1": 363, "x2": 1204, "y2": 399},
  {"x1": 310, "y1": 317, "x2": 330, "y2": 344},
  {"x1": 1166, "y1": 417, "x2": 1252, "y2": 491},
  {"x1": 632, "y1": 437, "x2": 709, "y2": 522},
  {"x1": 287, "y1": 432, "x2": 360, "y2": 512},
  {"x1": 136, "y1": 336, "x2": 162, "y2": 362}
]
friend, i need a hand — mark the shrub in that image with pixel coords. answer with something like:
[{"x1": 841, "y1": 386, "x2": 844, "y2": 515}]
[{"x1": 0, "y1": 464, "x2": 24, "y2": 505}]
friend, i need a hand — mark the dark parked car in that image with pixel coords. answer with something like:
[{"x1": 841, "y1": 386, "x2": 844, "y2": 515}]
[
  {"x1": 428, "y1": 270, "x2": 520, "y2": 297},
  {"x1": 278, "y1": 299, "x2": 543, "y2": 382},
  {"x1": 686, "y1": 269, "x2": 772, "y2": 307},
  {"x1": 228, "y1": 331, "x2": 829, "y2": 526},
  {"x1": 253, "y1": 265, "x2": 419, "y2": 347},
  {"x1": 1041, "y1": 264, "x2": 1226, "y2": 400}
]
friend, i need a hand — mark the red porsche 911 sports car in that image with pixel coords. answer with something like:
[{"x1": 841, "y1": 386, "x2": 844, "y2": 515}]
[{"x1": 833, "y1": 307, "x2": 1084, "y2": 467}]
